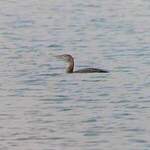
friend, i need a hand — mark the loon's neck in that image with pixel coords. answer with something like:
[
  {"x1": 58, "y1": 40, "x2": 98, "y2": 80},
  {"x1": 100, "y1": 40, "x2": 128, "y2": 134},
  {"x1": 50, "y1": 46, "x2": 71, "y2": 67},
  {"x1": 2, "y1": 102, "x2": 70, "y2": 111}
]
[{"x1": 66, "y1": 59, "x2": 74, "y2": 73}]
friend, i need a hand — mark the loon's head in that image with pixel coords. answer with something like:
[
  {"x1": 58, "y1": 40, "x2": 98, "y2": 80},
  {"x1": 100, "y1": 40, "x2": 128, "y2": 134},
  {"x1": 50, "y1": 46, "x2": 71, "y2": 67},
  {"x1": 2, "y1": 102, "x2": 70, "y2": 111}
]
[{"x1": 55, "y1": 54, "x2": 74, "y2": 63}]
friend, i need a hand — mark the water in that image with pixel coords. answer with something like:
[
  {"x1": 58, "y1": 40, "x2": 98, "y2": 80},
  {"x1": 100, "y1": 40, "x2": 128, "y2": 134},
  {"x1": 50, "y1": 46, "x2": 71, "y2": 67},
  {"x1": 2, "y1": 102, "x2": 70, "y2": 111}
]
[{"x1": 0, "y1": 0, "x2": 150, "y2": 149}]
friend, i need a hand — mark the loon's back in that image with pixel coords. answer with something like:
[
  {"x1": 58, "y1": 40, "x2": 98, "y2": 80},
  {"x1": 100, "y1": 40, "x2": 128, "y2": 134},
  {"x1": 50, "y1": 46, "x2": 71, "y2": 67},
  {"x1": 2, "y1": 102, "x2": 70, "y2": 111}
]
[{"x1": 74, "y1": 68, "x2": 108, "y2": 73}]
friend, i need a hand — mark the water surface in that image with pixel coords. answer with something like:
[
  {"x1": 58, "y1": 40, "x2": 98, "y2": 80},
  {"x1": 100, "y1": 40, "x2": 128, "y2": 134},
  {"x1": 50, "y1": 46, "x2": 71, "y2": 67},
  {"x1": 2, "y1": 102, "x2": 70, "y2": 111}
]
[{"x1": 0, "y1": 0, "x2": 150, "y2": 150}]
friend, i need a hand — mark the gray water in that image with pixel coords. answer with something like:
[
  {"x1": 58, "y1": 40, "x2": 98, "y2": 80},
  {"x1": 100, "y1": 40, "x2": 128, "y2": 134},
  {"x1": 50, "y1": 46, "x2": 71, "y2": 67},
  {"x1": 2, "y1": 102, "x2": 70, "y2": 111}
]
[{"x1": 0, "y1": 0, "x2": 150, "y2": 150}]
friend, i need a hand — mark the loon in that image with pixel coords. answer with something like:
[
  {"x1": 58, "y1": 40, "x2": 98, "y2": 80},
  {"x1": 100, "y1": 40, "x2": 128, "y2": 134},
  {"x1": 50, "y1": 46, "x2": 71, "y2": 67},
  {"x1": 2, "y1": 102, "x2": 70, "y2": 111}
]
[{"x1": 56, "y1": 54, "x2": 108, "y2": 73}]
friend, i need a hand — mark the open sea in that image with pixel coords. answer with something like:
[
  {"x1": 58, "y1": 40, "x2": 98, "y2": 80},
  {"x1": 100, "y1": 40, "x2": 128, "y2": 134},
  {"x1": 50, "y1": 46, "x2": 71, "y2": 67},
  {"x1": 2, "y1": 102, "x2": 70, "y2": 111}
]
[{"x1": 0, "y1": 0, "x2": 150, "y2": 150}]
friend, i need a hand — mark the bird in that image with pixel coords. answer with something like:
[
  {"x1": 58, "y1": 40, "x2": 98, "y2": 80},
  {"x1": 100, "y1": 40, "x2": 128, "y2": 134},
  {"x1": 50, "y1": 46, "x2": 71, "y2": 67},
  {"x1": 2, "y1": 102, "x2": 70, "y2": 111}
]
[{"x1": 55, "y1": 54, "x2": 109, "y2": 73}]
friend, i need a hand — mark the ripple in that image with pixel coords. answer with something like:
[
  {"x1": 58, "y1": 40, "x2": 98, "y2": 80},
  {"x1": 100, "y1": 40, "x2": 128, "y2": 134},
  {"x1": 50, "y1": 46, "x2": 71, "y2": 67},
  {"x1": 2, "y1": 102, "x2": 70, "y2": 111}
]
[{"x1": 0, "y1": 0, "x2": 150, "y2": 149}]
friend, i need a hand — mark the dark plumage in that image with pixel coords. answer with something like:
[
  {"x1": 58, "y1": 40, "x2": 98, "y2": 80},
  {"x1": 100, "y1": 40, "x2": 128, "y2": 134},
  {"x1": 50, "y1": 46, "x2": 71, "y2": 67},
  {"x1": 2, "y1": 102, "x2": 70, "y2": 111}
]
[
  {"x1": 74, "y1": 68, "x2": 108, "y2": 73},
  {"x1": 55, "y1": 54, "x2": 108, "y2": 73}
]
